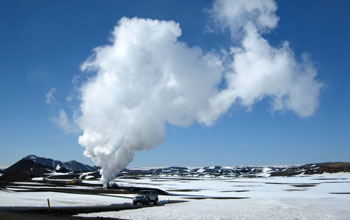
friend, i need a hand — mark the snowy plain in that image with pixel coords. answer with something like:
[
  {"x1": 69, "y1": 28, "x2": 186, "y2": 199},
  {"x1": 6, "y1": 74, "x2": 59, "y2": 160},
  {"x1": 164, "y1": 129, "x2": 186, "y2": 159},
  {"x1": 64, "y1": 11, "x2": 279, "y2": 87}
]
[
  {"x1": 79, "y1": 173, "x2": 350, "y2": 220},
  {"x1": 1, "y1": 173, "x2": 349, "y2": 219},
  {"x1": 0, "y1": 190, "x2": 130, "y2": 207}
]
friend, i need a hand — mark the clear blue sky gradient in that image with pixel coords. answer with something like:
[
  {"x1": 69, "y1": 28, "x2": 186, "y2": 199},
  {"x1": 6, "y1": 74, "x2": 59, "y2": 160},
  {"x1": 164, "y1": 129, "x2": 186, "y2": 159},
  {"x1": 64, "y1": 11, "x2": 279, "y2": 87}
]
[{"x1": 0, "y1": 0, "x2": 349, "y2": 167}]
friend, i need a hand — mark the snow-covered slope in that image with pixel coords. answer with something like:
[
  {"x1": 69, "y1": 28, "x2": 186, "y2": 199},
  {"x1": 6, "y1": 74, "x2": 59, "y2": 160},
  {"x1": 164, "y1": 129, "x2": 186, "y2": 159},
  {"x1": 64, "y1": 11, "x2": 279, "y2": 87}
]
[
  {"x1": 63, "y1": 160, "x2": 98, "y2": 172},
  {"x1": 24, "y1": 155, "x2": 66, "y2": 171}
]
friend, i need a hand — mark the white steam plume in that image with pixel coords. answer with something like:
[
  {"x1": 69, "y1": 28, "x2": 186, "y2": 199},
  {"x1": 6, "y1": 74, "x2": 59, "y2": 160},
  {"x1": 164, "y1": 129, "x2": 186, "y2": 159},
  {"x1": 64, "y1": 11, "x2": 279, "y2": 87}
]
[
  {"x1": 78, "y1": 18, "x2": 223, "y2": 186},
  {"x1": 75, "y1": 0, "x2": 322, "y2": 186}
]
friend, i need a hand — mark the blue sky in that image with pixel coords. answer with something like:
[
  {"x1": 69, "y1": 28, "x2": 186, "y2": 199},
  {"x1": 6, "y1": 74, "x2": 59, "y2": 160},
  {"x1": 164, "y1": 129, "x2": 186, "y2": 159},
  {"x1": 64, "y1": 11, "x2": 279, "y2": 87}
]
[{"x1": 0, "y1": 0, "x2": 349, "y2": 168}]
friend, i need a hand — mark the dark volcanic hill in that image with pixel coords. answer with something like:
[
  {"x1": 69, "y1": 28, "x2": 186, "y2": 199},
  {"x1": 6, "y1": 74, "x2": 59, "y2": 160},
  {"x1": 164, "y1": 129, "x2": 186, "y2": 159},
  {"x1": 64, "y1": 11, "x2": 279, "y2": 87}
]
[
  {"x1": 0, "y1": 158, "x2": 53, "y2": 181},
  {"x1": 23, "y1": 155, "x2": 99, "y2": 172},
  {"x1": 0, "y1": 155, "x2": 99, "y2": 181}
]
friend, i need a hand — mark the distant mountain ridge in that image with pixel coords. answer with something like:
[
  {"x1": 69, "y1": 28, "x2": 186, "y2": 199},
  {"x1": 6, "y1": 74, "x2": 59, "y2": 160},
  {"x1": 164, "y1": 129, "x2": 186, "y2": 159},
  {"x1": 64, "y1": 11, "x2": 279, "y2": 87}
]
[
  {"x1": 0, "y1": 155, "x2": 349, "y2": 182},
  {"x1": 117, "y1": 166, "x2": 274, "y2": 178},
  {"x1": 117, "y1": 162, "x2": 350, "y2": 178}
]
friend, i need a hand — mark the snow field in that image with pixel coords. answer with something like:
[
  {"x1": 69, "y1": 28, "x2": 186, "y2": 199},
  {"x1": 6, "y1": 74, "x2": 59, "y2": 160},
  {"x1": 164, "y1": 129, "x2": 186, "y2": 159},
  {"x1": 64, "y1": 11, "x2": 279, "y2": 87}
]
[
  {"x1": 0, "y1": 173, "x2": 349, "y2": 219},
  {"x1": 80, "y1": 173, "x2": 350, "y2": 220},
  {"x1": 0, "y1": 191, "x2": 131, "y2": 207},
  {"x1": 78, "y1": 197, "x2": 350, "y2": 220}
]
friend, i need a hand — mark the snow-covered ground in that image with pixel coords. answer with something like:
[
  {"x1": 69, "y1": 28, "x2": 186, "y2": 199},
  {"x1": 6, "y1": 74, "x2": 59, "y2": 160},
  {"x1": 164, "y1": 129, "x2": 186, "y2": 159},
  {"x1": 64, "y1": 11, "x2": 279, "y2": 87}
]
[
  {"x1": 79, "y1": 197, "x2": 350, "y2": 220},
  {"x1": 1, "y1": 173, "x2": 349, "y2": 219},
  {"x1": 80, "y1": 173, "x2": 350, "y2": 220},
  {"x1": 0, "y1": 191, "x2": 131, "y2": 207}
]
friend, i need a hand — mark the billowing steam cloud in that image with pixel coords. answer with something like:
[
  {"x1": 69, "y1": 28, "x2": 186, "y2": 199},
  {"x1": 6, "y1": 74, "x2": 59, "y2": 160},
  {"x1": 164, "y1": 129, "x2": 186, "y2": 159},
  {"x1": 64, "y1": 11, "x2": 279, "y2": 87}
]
[
  {"x1": 78, "y1": 18, "x2": 222, "y2": 186},
  {"x1": 210, "y1": 0, "x2": 279, "y2": 36},
  {"x1": 75, "y1": 0, "x2": 322, "y2": 186}
]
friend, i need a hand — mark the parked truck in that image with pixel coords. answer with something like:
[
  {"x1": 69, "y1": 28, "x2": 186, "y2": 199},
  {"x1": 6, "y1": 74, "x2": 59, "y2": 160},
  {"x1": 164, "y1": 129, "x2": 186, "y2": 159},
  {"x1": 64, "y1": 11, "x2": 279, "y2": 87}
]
[{"x1": 133, "y1": 190, "x2": 158, "y2": 205}]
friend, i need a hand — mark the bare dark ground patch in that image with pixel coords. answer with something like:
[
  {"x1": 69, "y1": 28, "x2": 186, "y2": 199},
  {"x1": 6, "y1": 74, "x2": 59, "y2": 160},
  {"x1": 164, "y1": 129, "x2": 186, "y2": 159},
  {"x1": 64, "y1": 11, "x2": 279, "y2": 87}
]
[
  {"x1": 264, "y1": 182, "x2": 291, "y2": 185},
  {"x1": 231, "y1": 185, "x2": 261, "y2": 187},
  {"x1": 311, "y1": 178, "x2": 349, "y2": 181},
  {"x1": 284, "y1": 188, "x2": 308, "y2": 192},
  {"x1": 118, "y1": 176, "x2": 141, "y2": 180},
  {"x1": 330, "y1": 192, "x2": 350, "y2": 194},
  {"x1": 155, "y1": 177, "x2": 202, "y2": 181},
  {"x1": 150, "y1": 179, "x2": 173, "y2": 182},
  {"x1": 221, "y1": 190, "x2": 250, "y2": 193},
  {"x1": 167, "y1": 189, "x2": 202, "y2": 192},
  {"x1": 291, "y1": 184, "x2": 317, "y2": 188},
  {"x1": 264, "y1": 182, "x2": 319, "y2": 187},
  {"x1": 186, "y1": 196, "x2": 249, "y2": 200},
  {"x1": 226, "y1": 181, "x2": 261, "y2": 184}
]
